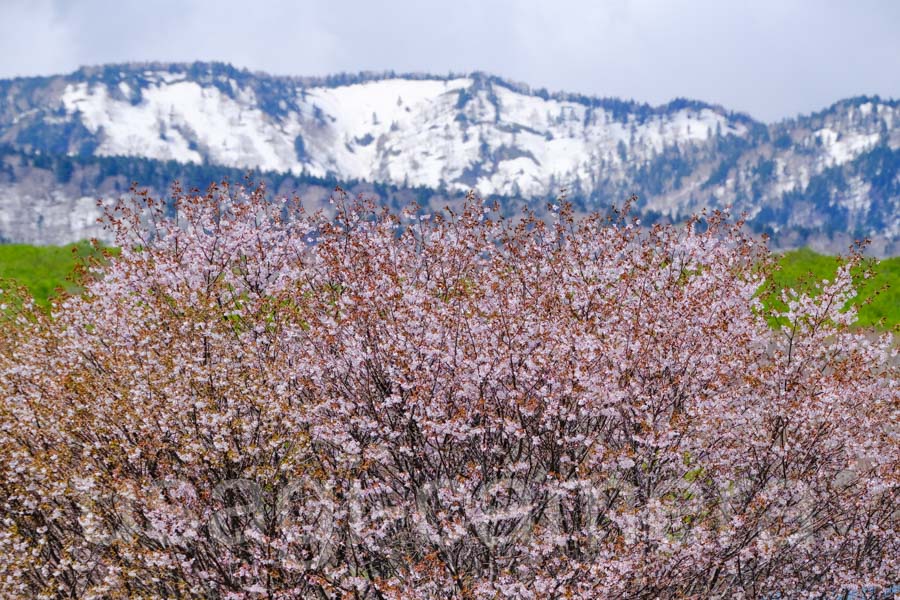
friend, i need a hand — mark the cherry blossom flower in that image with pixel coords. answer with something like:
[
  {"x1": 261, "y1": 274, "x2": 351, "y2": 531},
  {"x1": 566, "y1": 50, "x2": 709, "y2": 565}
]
[{"x1": 0, "y1": 182, "x2": 896, "y2": 598}]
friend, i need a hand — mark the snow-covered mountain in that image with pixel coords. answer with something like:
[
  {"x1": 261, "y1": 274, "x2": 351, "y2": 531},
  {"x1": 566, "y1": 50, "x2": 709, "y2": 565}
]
[{"x1": 1, "y1": 62, "x2": 898, "y2": 252}]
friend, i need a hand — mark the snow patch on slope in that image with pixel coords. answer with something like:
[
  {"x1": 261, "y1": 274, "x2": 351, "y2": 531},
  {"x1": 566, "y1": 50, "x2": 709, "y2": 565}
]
[
  {"x1": 298, "y1": 78, "x2": 472, "y2": 186},
  {"x1": 62, "y1": 81, "x2": 301, "y2": 172},
  {"x1": 814, "y1": 127, "x2": 881, "y2": 166},
  {"x1": 59, "y1": 72, "x2": 753, "y2": 200}
]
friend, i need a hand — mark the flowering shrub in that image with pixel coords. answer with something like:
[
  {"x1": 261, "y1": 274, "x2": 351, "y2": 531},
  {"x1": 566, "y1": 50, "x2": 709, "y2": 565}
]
[{"x1": 0, "y1": 183, "x2": 896, "y2": 598}]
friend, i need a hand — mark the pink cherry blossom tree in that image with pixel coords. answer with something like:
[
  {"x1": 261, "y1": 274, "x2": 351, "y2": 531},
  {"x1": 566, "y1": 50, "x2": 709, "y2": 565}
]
[{"x1": 0, "y1": 182, "x2": 896, "y2": 598}]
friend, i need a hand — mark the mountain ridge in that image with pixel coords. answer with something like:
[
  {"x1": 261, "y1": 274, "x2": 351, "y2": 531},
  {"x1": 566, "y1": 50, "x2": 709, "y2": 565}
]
[
  {"x1": 26, "y1": 61, "x2": 895, "y2": 124},
  {"x1": 0, "y1": 61, "x2": 897, "y2": 253},
  {"x1": 18, "y1": 62, "x2": 749, "y2": 120}
]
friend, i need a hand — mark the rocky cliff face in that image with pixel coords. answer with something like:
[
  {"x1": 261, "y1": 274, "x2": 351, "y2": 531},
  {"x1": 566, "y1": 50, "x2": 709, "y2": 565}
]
[{"x1": 0, "y1": 62, "x2": 897, "y2": 252}]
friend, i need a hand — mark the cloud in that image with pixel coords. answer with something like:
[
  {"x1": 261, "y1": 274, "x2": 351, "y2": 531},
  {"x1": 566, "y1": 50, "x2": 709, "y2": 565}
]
[
  {"x1": 0, "y1": 0, "x2": 75, "y2": 78},
  {"x1": 0, "y1": 0, "x2": 897, "y2": 121}
]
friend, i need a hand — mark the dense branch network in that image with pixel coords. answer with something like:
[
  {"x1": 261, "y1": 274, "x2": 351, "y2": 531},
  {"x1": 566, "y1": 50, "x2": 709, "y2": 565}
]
[{"x1": 0, "y1": 183, "x2": 896, "y2": 598}]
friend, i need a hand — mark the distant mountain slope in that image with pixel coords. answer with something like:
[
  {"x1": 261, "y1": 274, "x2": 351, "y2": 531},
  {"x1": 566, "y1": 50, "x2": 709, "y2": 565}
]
[
  {"x1": 0, "y1": 144, "x2": 462, "y2": 245},
  {"x1": 0, "y1": 62, "x2": 897, "y2": 252}
]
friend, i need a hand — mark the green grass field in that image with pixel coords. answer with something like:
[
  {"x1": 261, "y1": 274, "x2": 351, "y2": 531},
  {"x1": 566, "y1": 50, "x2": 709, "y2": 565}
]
[
  {"x1": 1, "y1": 243, "x2": 897, "y2": 330},
  {"x1": 0, "y1": 242, "x2": 106, "y2": 308},
  {"x1": 762, "y1": 247, "x2": 899, "y2": 330}
]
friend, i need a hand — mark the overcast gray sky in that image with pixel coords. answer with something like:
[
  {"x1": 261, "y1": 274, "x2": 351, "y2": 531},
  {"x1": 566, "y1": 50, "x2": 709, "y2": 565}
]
[{"x1": 0, "y1": 0, "x2": 897, "y2": 122}]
